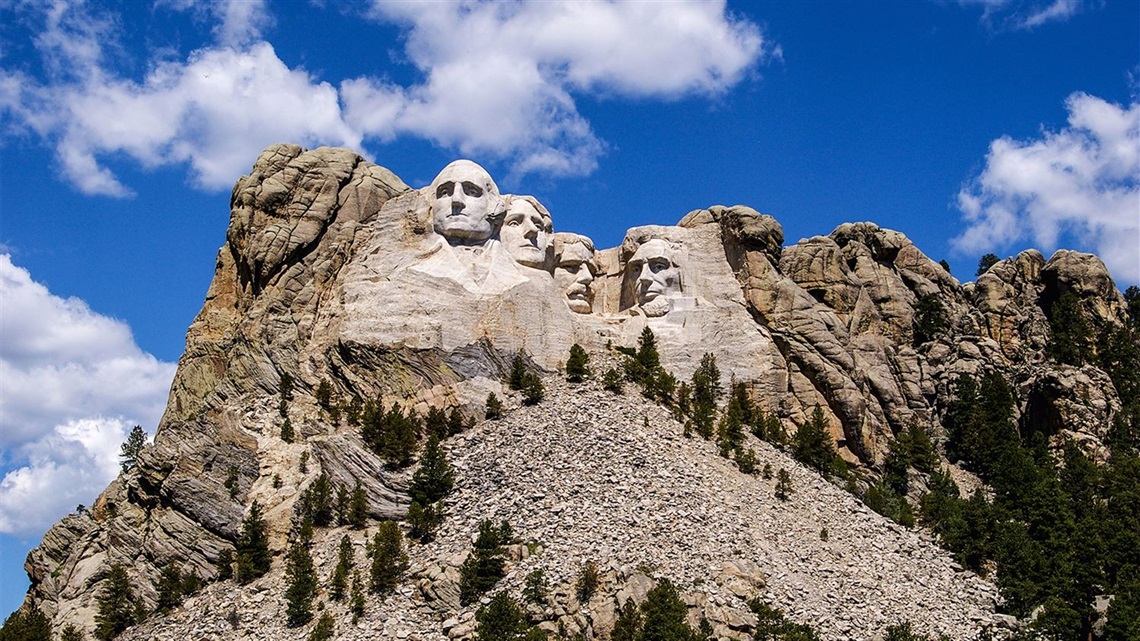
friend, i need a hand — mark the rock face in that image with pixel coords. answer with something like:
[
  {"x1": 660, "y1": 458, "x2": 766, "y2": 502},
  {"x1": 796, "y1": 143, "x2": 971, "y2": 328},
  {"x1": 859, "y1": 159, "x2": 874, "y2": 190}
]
[{"x1": 20, "y1": 146, "x2": 1132, "y2": 639}]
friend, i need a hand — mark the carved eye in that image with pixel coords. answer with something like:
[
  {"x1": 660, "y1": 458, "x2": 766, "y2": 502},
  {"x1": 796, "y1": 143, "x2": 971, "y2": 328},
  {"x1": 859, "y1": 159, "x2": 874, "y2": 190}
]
[
  {"x1": 435, "y1": 181, "x2": 454, "y2": 199},
  {"x1": 649, "y1": 258, "x2": 670, "y2": 273},
  {"x1": 564, "y1": 264, "x2": 579, "y2": 274},
  {"x1": 462, "y1": 182, "x2": 483, "y2": 197}
]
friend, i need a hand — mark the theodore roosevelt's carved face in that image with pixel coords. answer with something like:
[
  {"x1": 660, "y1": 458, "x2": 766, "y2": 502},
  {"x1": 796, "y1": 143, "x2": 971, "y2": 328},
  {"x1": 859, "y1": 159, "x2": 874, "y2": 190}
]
[
  {"x1": 430, "y1": 160, "x2": 501, "y2": 243},
  {"x1": 554, "y1": 233, "x2": 596, "y2": 313},
  {"x1": 501, "y1": 196, "x2": 553, "y2": 270},
  {"x1": 629, "y1": 239, "x2": 682, "y2": 316}
]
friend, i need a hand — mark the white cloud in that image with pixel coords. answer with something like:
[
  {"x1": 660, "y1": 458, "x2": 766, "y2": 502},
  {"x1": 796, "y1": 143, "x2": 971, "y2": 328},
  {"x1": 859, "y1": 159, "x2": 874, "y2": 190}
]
[
  {"x1": 0, "y1": 418, "x2": 134, "y2": 536},
  {"x1": 953, "y1": 92, "x2": 1140, "y2": 284},
  {"x1": 345, "y1": 0, "x2": 766, "y2": 178},
  {"x1": 1, "y1": 0, "x2": 769, "y2": 193},
  {"x1": 0, "y1": 255, "x2": 176, "y2": 448},
  {"x1": 958, "y1": 0, "x2": 1092, "y2": 30}
]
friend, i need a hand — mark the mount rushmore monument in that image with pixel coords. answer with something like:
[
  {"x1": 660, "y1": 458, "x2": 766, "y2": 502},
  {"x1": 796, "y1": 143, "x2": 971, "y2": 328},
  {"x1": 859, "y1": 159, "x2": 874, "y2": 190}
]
[{"x1": 18, "y1": 143, "x2": 1131, "y2": 638}]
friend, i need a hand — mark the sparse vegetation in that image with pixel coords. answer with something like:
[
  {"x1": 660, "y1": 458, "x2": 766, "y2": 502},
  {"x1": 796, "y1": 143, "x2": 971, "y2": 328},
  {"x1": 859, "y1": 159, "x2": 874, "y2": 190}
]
[
  {"x1": 775, "y1": 469, "x2": 793, "y2": 501},
  {"x1": 976, "y1": 253, "x2": 999, "y2": 277},
  {"x1": 283, "y1": 540, "x2": 317, "y2": 627},
  {"x1": 95, "y1": 563, "x2": 143, "y2": 640},
  {"x1": 368, "y1": 521, "x2": 408, "y2": 595},
  {"x1": 486, "y1": 392, "x2": 504, "y2": 420},
  {"x1": 235, "y1": 501, "x2": 271, "y2": 584},
  {"x1": 521, "y1": 371, "x2": 545, "y2": 405},
  {"x1": 792, "y1": 406, "x2": 847, "y2": 478},
  {"x1": 459, "y1": 520, "x2": 510, "y2": 605},
  {"x1": 523, "y1": 568, "x2": 549, "y2": 604},
  {"x1": 119, "y1": 425, "x2": 146, "y2": 474},
  {"x1": 575, "y1": 560, "x2": 600, "y2": 602},
  {"x1": 603, "y1": 368, "x2": 624, "y2": 394},
  {"x1": 566, "y1": 343, "x2": 589, "y2": 382},
  {"x1": 0, "y1": 607, "x2": 51, "y2": 641}
]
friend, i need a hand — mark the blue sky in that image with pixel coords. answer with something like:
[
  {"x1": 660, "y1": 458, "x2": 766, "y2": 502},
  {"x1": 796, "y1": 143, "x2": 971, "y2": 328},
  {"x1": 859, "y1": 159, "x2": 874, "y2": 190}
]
[{"x1": 0, "y1": 0, "x2": 1137, "y2": 618}]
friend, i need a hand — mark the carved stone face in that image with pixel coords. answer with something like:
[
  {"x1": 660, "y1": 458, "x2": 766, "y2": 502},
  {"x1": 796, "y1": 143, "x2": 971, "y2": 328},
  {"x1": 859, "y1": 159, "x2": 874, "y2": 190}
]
[
  {"x1": 629, "y1": 239, "x2": 682, "y2": 316},
  {"x1": 430, "y1": 160, "x2": 500, "y2": 243},
  {"x1": 554, "y1": 236, "x2": 596, "y2": 314},
  {"x1": 501, "y1": 197, "x2": 553, "y2": 270}
]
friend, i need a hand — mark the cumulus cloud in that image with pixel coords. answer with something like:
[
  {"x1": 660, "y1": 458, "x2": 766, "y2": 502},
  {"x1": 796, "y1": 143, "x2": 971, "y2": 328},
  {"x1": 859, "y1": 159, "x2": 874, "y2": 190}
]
[
  {"x1": 958, "y1": 0, "x2": 1092, "y2": 30},
  {"x1": 0, "y1": 255, "x2": 176, "y2": 448},
  {"x1": 0, "y1": 256, "x2": 173, "y2": 535},
  {"x1": 954, "y1": 92, "x2": 1140, "y2": 284},
  {"x1": 1, "y1": 0, "x2": 768, "y2": 193},
  {"x1": 0, "y1": 418, "x2": 135, "y2": 536},
  {"x1": 345, "y1": 0, "x2": 767, "y2": 177}
]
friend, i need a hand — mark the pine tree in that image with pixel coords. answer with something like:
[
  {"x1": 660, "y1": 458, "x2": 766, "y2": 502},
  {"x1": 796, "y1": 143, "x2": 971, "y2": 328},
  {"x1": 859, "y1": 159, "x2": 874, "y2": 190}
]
[
  {"x1": 425, "y1": 406, "x2": 449, "y2": 441},
  {"x1": 485, "y1": 393, "x2": 504, "y2": 420},
  {"x1": 639, "y1": 579, "x2": 695, "y2": 641},
  {"x1": 284, "y1": 540, "x2": 317, "y2": 627},
  {"x1": 611, "y1": 598, "x2": 643, "y2": 641},
  {"x1": 0, "y1": 607, "x2": 52, "y2": 641},
  {"x1": 475, "y1": 592, "x2": 529, "y2": 641},
  {"x1": 369, "y1": 521, "x2": 408, "y2": 594},
  {"x1": 119, "y1": 425, "x2": 147, "y2": 473},
  {"x1": 1048, "y1": 290, "x2": 1092, "y2": 366},
  {"x1": 448, "y1": 407, "x2": 467, "y2": 436},
  {"x1": 407, "y1": 501, "x2": 444, "y2": 542},
  {"x1": 521, "y1": 372, "x2": 544, "y2": 405},
  {"x1": 976, "y1": 253, "x2": 999, "y2": 276},
  {"x1": 690, "y1": 354, "x2": 722, "y2": 439},
  {"x1": 913, "y1": 293, "x2": 949, "y2": 345},
  {"x1": 566, "y1": 344, "x2": 589, "y2": 382},
  {"x1": 775, "y1": 469, "x2": 793, "y2": 501},
  {"x1": 279, "y1": 372, "x2": 294, "y2": 417},
  {"x1": 59, "y1": 623, "x2": 85, "y2": 641},
  {"x1": 459, "y1": 520, "x2": 508, "y2": 605},
  {"x1": 409, "y1": 434, "x2": 455, "y2": 505},
  {"x1": 330, "y1": 535, "x2": 353, "y2": 602},
  {"x1": 95, "y1": 563, "x2": 142, "y2": 640},
  {"x1": 792, "y1": 406, "x2": 846, "y2": 477},
  {"x1": 509, "y1": 353, "x2": 527, "y2": 390},
  {"x1": 349, "y1": 480, "x2": 369, "y2": 529},
  {"x1": 315, "y1": 379, "x2": 333, "y2": 410},
  {"x1": 716, "y1": 389, "x2": 746, "y2": 458},
  {"x1": 523, "y1": 569, "x2": 549, "y2": 604},
  {"x1": 575, "y1": 560, "x2": 600, "y2": 603},
  {"x1": 236, "y1": 501, "x2": 271, "y2": 584},
  {"x1": 603, "y1": 368, "x2": 624, "y2": 394},
  {"x1": 280, "y1": 417, "x2": 295, "y2": 443},
  {"x1": 350, "y1": 570, "x2": 366, "y2": 622},
  {"x1": 216, "y1": 548, "x2": 234, "y2": 581},
  {"x1": 154, "y1": 563, "x2": 185, "y2": 614},
  {"x1": 307, "y1": 612, "x2": 335, "y2": 641}
]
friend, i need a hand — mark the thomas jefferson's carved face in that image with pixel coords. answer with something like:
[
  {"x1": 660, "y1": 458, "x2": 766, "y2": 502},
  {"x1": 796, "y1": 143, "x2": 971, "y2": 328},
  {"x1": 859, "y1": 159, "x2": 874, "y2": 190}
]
[
  {"x1": 501, "y1": 197, "x2": 553, "y2": 269},
  {"x1": 630, "y1": 239, "x2": 682, "y2": 305},
  {"x1": 554, "y1": 238, "x2": 596, "y2": 313},
  {"x1": 430, "y1": 160, "x2": 500, "y2": 243}
]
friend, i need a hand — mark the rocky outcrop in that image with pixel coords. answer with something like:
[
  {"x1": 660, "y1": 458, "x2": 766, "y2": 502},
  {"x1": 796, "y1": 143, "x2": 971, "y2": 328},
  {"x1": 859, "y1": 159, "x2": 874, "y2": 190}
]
[{"x1": 20, "y1": 145, "x2": 1132, "y2": 639}]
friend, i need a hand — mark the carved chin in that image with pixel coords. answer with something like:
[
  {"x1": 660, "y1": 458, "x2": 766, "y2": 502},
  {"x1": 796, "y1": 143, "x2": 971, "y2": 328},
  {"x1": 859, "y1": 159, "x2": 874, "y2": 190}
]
[
  {"x1": 641, "y1": 297, "x2": 670, "y2": 317},
  {"x1": 566, "y1": 297, "x2": 592, "y2": 314}
]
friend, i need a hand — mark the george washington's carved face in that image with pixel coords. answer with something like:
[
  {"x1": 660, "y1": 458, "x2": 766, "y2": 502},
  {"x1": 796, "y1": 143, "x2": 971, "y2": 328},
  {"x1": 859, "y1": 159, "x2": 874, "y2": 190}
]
[
  {"x1": 429, "y1": 160, "x2": 501, "y2": 243},
  {"x1": 501, "y1": 197, "x2": 553, "y2": 270}
]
